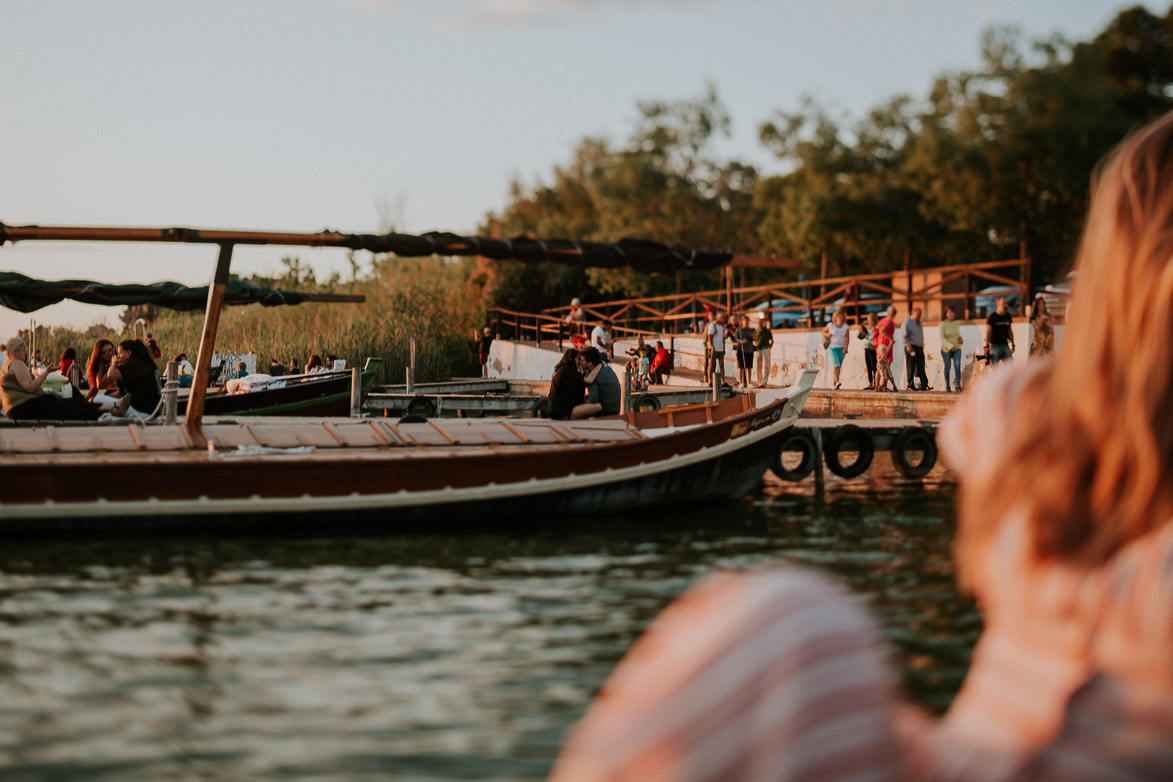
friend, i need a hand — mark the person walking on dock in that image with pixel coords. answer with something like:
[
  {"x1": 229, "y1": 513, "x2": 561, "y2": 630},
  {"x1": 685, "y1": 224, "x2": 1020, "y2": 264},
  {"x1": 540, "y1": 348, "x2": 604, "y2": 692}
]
[
  {"x1": 859, "y1": 313, "x2": 879, "y2": 389},
  {"x1": 753, "y1": 313, "x2": 773, "y2": 387},
  {"x1": 902, "y1": 307, "x2": 930, "y2": 390},
  {"x1": 822, "y1": 309, "x2": 850, "y2": 390},
  {"x1": 733, "y1": 315, "x2": 754, "y2": 388},
  {"x1": 985, "y1": 296, "x2": 1015, "y2": 365},
  {"x1": 939, "y1": 306, "x2": 963, "y2": 392},
  {"x1": 874, "y1": 306, "x2": 898, "y2": 392},
  {"x1": 704, "y1": 311, "x2": 727, "y2": 385}
]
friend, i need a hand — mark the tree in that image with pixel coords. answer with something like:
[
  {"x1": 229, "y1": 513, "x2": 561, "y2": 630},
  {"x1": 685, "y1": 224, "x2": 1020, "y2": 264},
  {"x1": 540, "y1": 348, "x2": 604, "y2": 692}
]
[{"x1": 480, "y1": 86, "x2": 756, "y2": 310}]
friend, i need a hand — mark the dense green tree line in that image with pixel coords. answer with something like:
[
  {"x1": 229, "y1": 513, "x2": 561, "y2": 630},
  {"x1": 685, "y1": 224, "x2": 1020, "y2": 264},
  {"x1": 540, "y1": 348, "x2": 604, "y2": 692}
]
[{"x1": 478, "y1": 4, "x2": 1173, "y2": 311}]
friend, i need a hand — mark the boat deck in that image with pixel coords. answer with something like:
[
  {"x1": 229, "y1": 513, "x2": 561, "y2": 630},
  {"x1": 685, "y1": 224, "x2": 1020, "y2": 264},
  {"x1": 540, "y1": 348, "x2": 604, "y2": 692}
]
[{"x1": 0, "y1": 417, "x2": 643, "y2": 456}]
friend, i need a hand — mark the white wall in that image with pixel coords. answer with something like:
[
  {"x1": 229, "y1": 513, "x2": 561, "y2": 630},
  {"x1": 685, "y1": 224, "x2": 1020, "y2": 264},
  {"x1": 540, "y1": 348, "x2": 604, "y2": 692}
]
[{"x1": 489, "y1": 323, "x2": 1057, "y2": 388}]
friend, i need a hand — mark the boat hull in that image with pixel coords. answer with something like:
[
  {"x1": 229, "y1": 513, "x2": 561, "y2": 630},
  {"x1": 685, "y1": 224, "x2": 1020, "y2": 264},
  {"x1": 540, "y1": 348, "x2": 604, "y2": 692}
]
[
  {"x1": 0, "y1": 396, "x2": 799, "y2": 533},
  {"x1": 179, "y1": 359, "x2": 383, "y2": 417}
]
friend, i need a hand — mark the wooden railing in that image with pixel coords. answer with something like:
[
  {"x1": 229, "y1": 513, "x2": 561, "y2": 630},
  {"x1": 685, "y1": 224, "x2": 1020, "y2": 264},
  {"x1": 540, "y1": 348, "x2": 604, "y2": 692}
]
[{"x1": 488, "y1": 258, "x2": 1035, "y2": 346}]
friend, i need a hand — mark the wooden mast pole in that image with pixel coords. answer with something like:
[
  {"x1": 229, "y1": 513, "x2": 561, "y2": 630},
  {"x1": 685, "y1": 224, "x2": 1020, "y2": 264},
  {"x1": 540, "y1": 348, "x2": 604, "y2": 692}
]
[{"x1": 184, "y1": 243, "x2": 234, "y2": 440}]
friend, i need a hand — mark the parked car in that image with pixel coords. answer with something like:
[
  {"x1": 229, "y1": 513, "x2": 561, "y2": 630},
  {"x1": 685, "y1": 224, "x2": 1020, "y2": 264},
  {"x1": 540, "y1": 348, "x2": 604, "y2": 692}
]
[
  {"x1": 812, "y1": 294, "x2": 889, "y2": 326},
  {"x1": 748, "y1": 298, "x2": 803, "y2": 329},
  {"x1": 974, "y1": 285, "x2": 1022, "y2": 318}
]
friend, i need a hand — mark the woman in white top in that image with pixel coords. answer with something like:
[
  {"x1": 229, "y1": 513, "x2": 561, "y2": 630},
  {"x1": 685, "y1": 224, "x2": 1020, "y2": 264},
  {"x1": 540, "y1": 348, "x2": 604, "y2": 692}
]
[{"x1": 822, "y1": 309, "x2": 850, "y2": 390}]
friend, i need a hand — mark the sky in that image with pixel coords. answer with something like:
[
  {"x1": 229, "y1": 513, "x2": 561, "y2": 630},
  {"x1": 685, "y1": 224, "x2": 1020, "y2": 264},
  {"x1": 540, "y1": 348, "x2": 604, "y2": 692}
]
[{"x1": 0, "y1": 0, "x2": 1142, "y2": 339}]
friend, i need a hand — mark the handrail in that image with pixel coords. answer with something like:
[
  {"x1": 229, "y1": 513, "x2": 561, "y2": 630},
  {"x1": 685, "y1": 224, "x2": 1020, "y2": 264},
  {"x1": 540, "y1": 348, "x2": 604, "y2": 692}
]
[{"x1": 531, "y1": 258, "x2": 1032, "y2": 333}]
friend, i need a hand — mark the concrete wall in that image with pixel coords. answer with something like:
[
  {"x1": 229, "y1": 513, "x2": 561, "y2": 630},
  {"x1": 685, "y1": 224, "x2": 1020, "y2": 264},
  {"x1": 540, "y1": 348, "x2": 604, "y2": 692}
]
[{"x1": 488, "y1": 323, "x2": 1058, "y2": 389}]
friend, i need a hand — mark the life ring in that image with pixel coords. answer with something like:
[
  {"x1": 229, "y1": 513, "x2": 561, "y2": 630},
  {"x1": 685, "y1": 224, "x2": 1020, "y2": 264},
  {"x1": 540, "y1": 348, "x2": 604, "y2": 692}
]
[
  {"x1": 770, "y1": 428, "x2": 817, "y2": 482},
  {"x1": 630, "y1": 394, "x2": 660, "y2": 412},
  {"x1": 406, "y1": 396, "x2": 436, "y2": 417},
  {"x1": 531, "y1": 397, "x2": 550, "y2": 418},
  {"x1": 823, "y1": 424, "x2": 875, "y2": 479},
  {"x1": 891, "y1": 426, "x2": 938, "y2": 478}
]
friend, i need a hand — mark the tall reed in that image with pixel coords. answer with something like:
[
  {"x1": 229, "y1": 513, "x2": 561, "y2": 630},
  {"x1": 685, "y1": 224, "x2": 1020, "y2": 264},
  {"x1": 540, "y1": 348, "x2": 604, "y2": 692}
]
[{"x1": 21, "y1": 256, "x2": 486, "y2": 383}]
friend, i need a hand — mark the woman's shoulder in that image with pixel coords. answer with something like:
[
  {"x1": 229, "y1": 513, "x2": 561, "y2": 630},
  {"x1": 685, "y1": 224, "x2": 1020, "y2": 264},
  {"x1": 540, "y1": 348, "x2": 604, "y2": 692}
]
[{"x1": 939, "y1": 363, "x2": 1045, "y2": 475}]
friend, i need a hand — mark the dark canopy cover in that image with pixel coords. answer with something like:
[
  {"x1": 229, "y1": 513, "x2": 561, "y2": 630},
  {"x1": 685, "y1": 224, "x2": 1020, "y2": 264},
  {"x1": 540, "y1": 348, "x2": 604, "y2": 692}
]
[
  {"x1": 0, "y1": 223, "x2": 738, "y2": 275},
  {"x1": 340, "y1": 232, "x2": 733, "y2": 274},
  {"x1": 0, "y1": 272, "x2": 312, "y2": 314}
]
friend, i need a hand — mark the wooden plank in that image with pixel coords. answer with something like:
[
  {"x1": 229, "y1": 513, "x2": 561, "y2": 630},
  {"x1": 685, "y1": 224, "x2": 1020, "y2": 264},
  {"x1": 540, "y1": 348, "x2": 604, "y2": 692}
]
[
  {"x1": 500, "y1": 421, "x2": 530, "y2": 444},
  {"x1": 367, "y1": 420, "x2": 395, "y2": 445},
  {"x1": 240, "y1": 422, "x2": 264, "y2": 446},
  {"x1": 381, "y1": 422, "x2": 412, "y2": 444},
  {"x1": 427, "y1": 420, "x2": 458, "y2": 444},
  {"x1": 320, "y1": 421, "x2": 346, "y2": 447}
]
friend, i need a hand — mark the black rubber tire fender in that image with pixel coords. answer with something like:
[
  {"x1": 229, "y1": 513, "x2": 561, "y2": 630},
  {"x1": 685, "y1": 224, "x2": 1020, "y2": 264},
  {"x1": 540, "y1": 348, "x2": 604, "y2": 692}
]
[
  {"x1": 630, "y1": 394, "x2": 660, "y2": 412},
  {"x1": 405, "y1": 396, "x2": 436, "y2": 418},
  {"x1": 531, "y1": 397, "x2": 550, "y2": 418},
  {"x1": 770, "y1": 427, "x2": 818, "y2": 482},
  {"x1": 397, "y1": 413, "x2": 429, "y2": 424},
  {"x1": 823, "y1": 424, "x2": 875, "y2": 479},
  {"x1": 891, "y1": 426, "x2": 938, "y2": 478}
]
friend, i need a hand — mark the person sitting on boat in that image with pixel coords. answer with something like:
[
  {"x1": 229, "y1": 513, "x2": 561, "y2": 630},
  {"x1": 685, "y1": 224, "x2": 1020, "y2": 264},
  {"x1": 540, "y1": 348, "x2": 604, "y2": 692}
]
[
  {"x1": 267, "y1": 356, "x2": 286, "y2": 378},
  {"x1": 173, "y1": 353, "x2": 195, "y2": 388},
  {"x1": 145, "y1": 331, "x2": 162, "y2": 359},
  {"x1": 105, "y1": 340, "x2": 161, "y2": 417},
  {"x1": 58, "y1": 347, "x2": 79, "y2": 387},
  {"x1": 572, "y1": 347, "x2": 620, "y2": 419},
  {"x1": 288, "y1": 357, "x2": 301, "y2": 375},
  {"x1": 305, "y1": 354, "x2": 325, "y2": 374},
  {"x1": 547, "y1": 348, "x2": 584, "y2": 421},
  {"x1": 234, "y1": 361, "x2": 249, "y2": 380},
  {"x1": 84, "y1": 339, "x2": 121, "y2": 404},
  {"x1": 1, "y1": 337, "x2": 106, "y2": 421},
  {"x1": 551, "y1": 108, "x2": 1173, "y2": 782}
]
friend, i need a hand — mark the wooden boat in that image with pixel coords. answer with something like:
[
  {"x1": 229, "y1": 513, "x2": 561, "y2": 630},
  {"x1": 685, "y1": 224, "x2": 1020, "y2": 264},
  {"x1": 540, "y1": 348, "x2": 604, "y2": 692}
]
[
  {"x1": 0, "y1": 372, "x2": 816, "y2": 531},
  {"x1": 181, "y1": 358, "x2": 384, "y2": 417},
  {"x1": 0, "y1": 221, "x2": 816, "y2": 532}
]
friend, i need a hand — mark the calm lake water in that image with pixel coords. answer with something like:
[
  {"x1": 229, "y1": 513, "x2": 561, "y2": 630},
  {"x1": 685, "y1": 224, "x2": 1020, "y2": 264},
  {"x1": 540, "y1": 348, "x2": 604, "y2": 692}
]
[{"x1": 0, "y1": 459, "x2": 976, "y2": 781}]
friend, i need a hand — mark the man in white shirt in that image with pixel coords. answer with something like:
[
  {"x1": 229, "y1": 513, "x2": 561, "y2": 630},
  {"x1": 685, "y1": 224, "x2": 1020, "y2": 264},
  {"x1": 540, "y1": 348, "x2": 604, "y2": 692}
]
[{"x1": 590, "y1": 320, "x2": 613, "y2": 363}]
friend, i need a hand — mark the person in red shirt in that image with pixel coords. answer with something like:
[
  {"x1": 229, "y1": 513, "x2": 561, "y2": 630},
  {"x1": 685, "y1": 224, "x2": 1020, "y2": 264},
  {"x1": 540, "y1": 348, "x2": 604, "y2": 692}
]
[
  {"x1": 648, "y1": 341, "x2": 670, "y2": 385},
  {"x1": 873, "y1": 306, "x2": 898, "y2": 391}
]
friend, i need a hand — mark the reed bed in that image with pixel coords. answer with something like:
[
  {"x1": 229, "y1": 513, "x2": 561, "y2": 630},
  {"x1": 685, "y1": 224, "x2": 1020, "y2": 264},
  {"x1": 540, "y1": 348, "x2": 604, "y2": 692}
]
[{"x1": 23, "y1": 257, "x2": 486, "y2": 384}]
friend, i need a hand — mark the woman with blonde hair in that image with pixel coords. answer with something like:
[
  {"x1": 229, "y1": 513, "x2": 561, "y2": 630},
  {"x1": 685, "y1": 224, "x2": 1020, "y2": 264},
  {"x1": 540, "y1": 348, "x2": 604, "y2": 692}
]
[
  {"x1": 821, "y1": 309, "x2": 850, "y2": 390},
  {"x1": 551, "y1": 113, "x2": 1173, "y2": 780}
]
